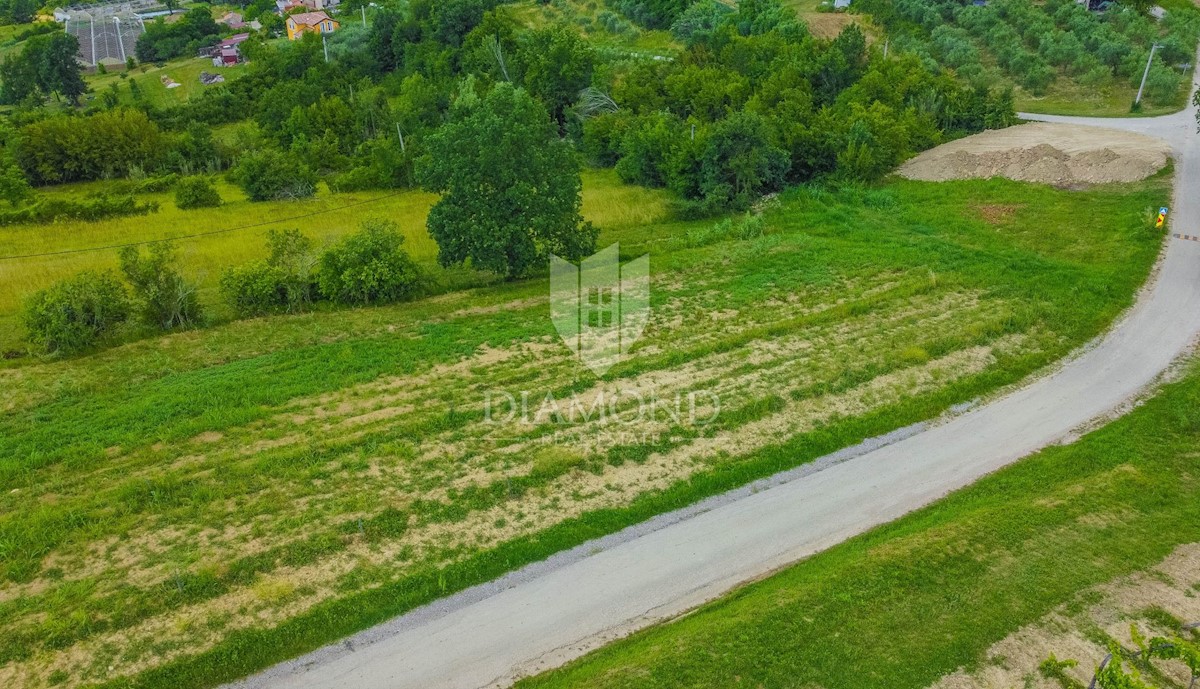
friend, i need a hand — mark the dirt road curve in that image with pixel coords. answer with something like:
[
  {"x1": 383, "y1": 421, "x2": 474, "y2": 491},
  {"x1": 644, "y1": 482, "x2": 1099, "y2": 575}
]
[{"x1": 226, "y1": 74, "x2": 1200, "y2": 689}]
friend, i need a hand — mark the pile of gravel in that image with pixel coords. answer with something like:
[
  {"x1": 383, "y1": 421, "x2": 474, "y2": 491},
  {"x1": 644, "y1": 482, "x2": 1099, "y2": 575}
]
[{"x1": 898, "y1": 122, "x2": 1171, "y2": 186}]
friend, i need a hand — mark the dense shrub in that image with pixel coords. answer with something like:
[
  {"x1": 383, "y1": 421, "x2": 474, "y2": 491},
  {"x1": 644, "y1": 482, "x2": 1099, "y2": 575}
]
[
  {"x1": 1143, "y1": 62, "x2": 1183, "y2": 105},
  {"x1": 317, "y1": 220, "x2": 422, "y2": 305},
  {"x1": 220, "y1": 263, "x2": 292, "y2": 318},
  {"x1": 13, "y1": 109, "x2": 164, "y2": 185},
  {"x1": 610, "y1": 0, "x2": 692, "y2": 29},
  {"x1": 228, "y1": 150, "x2": 318, "y2": 201},
  {"x1": 0, "y1": 162, "x2": 31, "y2": 207},
  {"x1": 118, "y1": 242, "x2": 203, "y2": 331},
  {"x1": 0, "y1": 194, "x2": 158, "y2": 227},
  {"x1": 219, "y1": 229, "x2": 316, "y2": 317},
  {"x1": 174, "y1": 177, "x2": 223, "y2": 209},
  {"x1": 615, "y1": 111, "x2": 683, "y2": 188},
  {"x1": 22, "y1": 271, "x2": 130, "y2": 354}
]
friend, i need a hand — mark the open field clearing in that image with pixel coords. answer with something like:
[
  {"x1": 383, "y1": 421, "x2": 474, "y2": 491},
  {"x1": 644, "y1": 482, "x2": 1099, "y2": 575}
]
[
  {"x1": 1012, "y1": 73, "x2": 1196, "y2": 119},
  {"x1": 518, "y1": 354, "x2": 1200, "y2": 689},
  {"x1": 85, "y1": 57, "x2": 251, "y2": 110},
  {"x1": 0, "y1": 169, "x2": 669, "y2": 350},
  {"x1": 0, "y1": 175, "x2": 1170, "y2": 689},
  {"x1": 509, "y1": 0, "x2": 678, "y2": 55},
  {"x1": 785, "y1": 0, "x2": 872, "y2": 40}
]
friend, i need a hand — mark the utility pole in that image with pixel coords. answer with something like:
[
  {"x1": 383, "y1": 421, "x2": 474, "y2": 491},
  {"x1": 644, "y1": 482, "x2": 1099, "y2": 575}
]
[
  {"x1": 396, "y1": 123, "x2": 406, "y2": 152},
  {"x1": 361, "y1": 6, "x2": 366, "y2": 27},
  {"x1": 322, "y1": 32, "x2": 329, "y2": 63},
  {"x1": 1135, "y1": 43, "x2": 1160, "y2": 106},
  {"x1": 883, "y1": 37, "x2": 889, "y2": 59}
]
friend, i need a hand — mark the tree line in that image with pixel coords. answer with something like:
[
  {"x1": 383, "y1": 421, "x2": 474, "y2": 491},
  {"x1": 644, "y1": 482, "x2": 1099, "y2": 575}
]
[{"x1": 3, "y1": 0, "x2": 1022, "y2": 356}]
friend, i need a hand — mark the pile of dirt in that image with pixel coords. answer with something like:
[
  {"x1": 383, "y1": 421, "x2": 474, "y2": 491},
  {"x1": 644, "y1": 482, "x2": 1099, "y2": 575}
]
[{"x1": 899, "y1": 122, "x2": 1171, "y2": 186}]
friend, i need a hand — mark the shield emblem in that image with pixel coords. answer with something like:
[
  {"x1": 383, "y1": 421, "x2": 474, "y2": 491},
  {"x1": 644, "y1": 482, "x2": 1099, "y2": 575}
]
[{"x1": 550, "y1": 244, "x2": 650, "y2": 376}]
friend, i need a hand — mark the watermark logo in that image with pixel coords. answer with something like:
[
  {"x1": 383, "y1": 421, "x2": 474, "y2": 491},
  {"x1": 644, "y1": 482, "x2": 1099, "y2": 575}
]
[{"x1": 550, "y1": 243, "x2": 649, "y2": 376}]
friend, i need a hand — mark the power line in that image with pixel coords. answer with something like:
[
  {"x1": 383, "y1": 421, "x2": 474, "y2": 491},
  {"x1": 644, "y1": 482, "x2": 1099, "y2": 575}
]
[{"x1": 0, "y1": 191, "x2": 405, "y2": 261}]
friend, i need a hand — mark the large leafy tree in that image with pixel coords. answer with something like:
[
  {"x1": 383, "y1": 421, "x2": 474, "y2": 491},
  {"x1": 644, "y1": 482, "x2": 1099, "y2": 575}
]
[
  {"x1": 418, "y1": 83, "x2": 597, "y2": 278},
  {"x1": 0, "y1": 0, "x2": 38, "y2": 24},
  {"x1": 0, "y1": 32, "x2": 86, "y2": 105},
  {"x1": 37, "y1": 32, "x2": 86, "y2": 103},
  {"x1": 518, "y1": 27, "x2": 594, "y2": 128}
]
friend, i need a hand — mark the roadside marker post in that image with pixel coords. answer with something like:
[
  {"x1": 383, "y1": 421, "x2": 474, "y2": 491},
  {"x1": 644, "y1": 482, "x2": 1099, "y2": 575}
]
[{"x1": 1157, "y1": 206, "x2": 1169, "y2": 229}]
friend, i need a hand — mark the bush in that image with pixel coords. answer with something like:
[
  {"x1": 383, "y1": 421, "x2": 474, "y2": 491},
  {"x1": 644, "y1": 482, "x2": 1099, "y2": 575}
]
[
  {"x1": 13, "y1": 109, "x2": 165, "y2": 185},
  {"x1": 219, "y1": 229, "x2": 315, "y2": 317},
  {"x1": 23, "y1": 271, "x2": 130, "y2": 354},
  {"x1": 1144, "y1": 63, "x2": 1183, "y2": 105},
  {"x1": 174, "y1": 177, "x2": 222, "y2": 209},
  {"x1": 0, "y1": 194, "x2": 158, "y2": 227},
  {"x1": 317, "y1": 220, "x2": 421, "y2": 305},
  {"x1": 220, "y1": 262, "x2": 292, "y2": 318},
  {"x1": 118, "y1": 242, "x2": 202, "y2": 331},
  {"x1": 228, "y1": 149, "x2": 317, "y2": 201}
]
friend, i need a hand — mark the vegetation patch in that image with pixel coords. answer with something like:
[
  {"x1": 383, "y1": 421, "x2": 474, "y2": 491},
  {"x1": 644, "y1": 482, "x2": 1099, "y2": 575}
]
[{"x1": 0, "y1": 175, "x2": 1168, "y2": 689}]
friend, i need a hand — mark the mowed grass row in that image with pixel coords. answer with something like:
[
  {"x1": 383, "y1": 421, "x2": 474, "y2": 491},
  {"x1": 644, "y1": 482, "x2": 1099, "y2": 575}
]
[
  {"x1": 0, "y1": 175, "x2": 1169, "y2": 689},
  {"x1": 518, "y1": 358, "x2": 1200, "y2": 689},
  {"x1": 0, "y1": 169, "x2": 669, "y2": 350}
]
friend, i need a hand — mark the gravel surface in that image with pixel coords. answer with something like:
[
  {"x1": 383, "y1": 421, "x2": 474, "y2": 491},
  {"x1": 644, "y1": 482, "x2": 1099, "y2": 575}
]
[{"x1": 899, "y1": 122, "x2": 1172, "y2": 186}]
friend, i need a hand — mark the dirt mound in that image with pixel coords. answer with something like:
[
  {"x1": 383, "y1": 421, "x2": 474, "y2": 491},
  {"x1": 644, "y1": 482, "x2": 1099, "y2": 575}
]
[{"x1": 899, "y1": 122, "x2": 1171, "y2": 186}]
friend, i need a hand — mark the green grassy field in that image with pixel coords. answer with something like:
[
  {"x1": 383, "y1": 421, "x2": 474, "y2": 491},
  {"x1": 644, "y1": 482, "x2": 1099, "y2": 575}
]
[
  {"x1": 784, "y1": 0, "x2": 874, "y2": 40},
  {"x1": 0, "y1": 172, "x2": 1170, "y2": 689},
  {"x1": 519, "y1": 358, "x2": 1200, "y2": 689},
  {"x1": 509, "y1": 0, "x2": 678, "y2": 55},
  {"x1": 1013, "y1": 65, "x2": 1197, "y2": 117},
  {"x1": 85, "y1": 57, "x2": 250, "y2": 110},
  {"x1": 0, "y1": 169, "x2": 668, "y2": 351}
]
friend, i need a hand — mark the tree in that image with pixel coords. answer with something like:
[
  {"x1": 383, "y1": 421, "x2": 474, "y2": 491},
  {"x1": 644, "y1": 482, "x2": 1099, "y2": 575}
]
[
  {"x1": 417, "y1": 83, "x2": 597, "y2": 278},
  {"x1": 615, "y1": 111, "x2": 683, "y2": 187},
  {"x1": 36, "y1": 32, "x2": 87, "y2": 103},
  {"x1": 174, "y1": 177, "x2": 222, "y2": 209},
  {"x1": 14, "y1": 109, "x2": 164, "y2": 185},
  {"x1": 0, "y1": 48, "x2": 39, "y2": 104},
  {"x1": 317, "y1": 220, "x2": 422, "y2": 305},
  {"x1": 689, "y1": 111, "x2": 789, "y2": 209},
  {"x1": 0, "y1": 162, "x2": 32, "y2": 207},
  {"x1": 23, "y1": 271, "x2": 131, "y2": 354},
  {"x1": 0, "y1": 32, "x2": 86, "y2": 104},
  {"x1": 227, "y1": 149, "x2": 317, "y2": 201},
  {"x1": 136, "y1": 8, "x2": 221, "y2": 62},
  {"x1": 118, "y1": 242, "x2": 202, "y2": 331},
  {"x1": 518, "y1": 27, "x2": 594, "y2": 127},
  {"x1": 671, "y1": 0, "x2": 735, "y2": 46}
]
